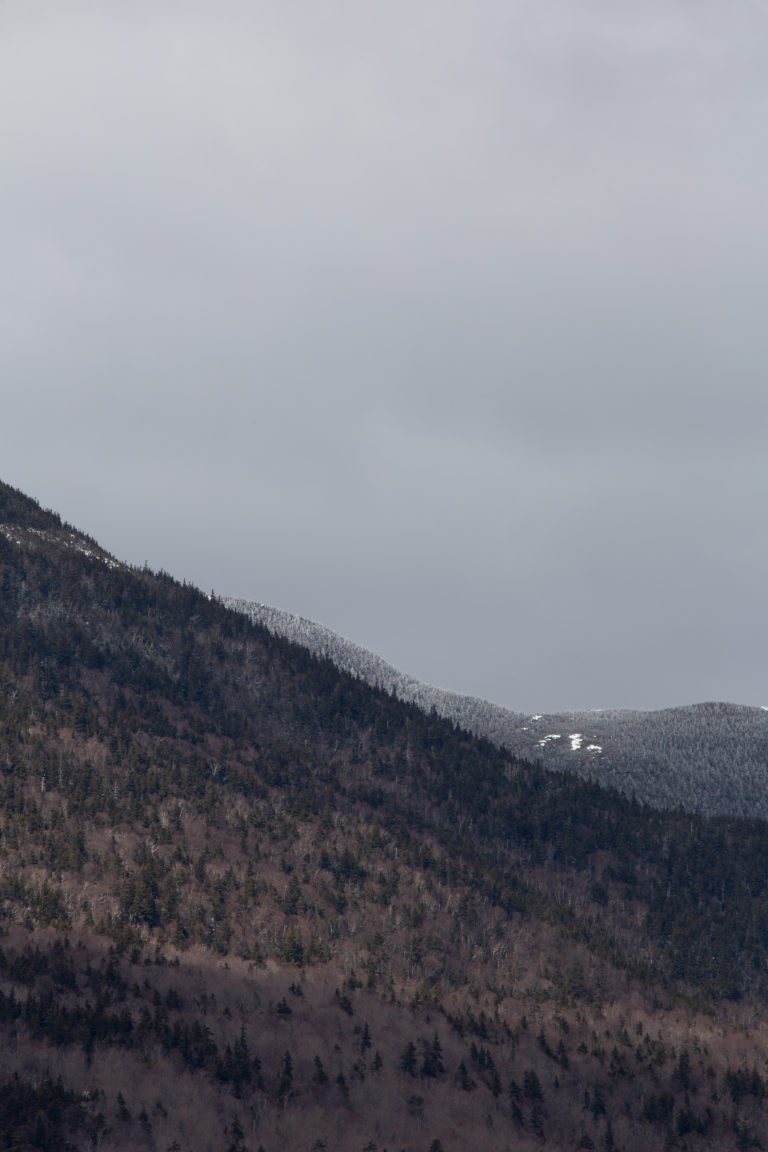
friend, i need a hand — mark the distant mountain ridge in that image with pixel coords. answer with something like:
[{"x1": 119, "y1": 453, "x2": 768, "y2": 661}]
[
  {"x1": 224, "y1": 597, "x2": 768, "y2": 820},
  {"x1": 222, "y1": 596, "x2": 528, "y2": 728}
]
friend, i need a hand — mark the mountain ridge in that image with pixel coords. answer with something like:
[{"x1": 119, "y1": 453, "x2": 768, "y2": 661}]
[
  {"x1": 224, "y1": 597, "x2": 768, "y2": 820},
  {"x1": 4, "y1": 477, "x2": 768, "y2": 1150}
]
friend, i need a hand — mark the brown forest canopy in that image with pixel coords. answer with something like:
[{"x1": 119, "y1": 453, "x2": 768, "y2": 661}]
[{"x1": 1, "y1": 478, "x2": 768, "y2": 1152}]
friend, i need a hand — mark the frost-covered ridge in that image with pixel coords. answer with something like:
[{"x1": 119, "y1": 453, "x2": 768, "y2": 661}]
[
  {"x1": 0, "y1": 523, "x2": 123, "y2": 570},
  {"x1": 224, "y1": 598, "x2": 768, "y2": 820},
  {"x1": 223, "y1": 597, "x2": 527, "y2": 735}
]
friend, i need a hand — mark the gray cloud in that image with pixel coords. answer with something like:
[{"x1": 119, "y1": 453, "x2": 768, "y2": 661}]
[{"x1": 3, "y1": 1, "x2": 767, "y2": 711}]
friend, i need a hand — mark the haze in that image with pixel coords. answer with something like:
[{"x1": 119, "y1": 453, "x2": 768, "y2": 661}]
[{"x1": 3, "y1": 1, "x2": 767, "y2": 712}]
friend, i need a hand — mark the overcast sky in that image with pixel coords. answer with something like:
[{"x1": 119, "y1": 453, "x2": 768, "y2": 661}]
[{"x1": 3, "y1": 1, "x2": 767, "y2": 713}]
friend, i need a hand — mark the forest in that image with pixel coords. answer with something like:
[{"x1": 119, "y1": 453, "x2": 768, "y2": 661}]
[{"x1": 2, "y1": 478, "x2": 768, "y2": 1151}]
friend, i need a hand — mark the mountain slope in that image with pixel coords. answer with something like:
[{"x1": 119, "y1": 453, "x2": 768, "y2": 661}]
[
  {"x1": 225, "y1": 598, "x2": 768, "y2": 819},
  {"x1": 3, "y1": 480, "x2": 768, "y2": 1151}
]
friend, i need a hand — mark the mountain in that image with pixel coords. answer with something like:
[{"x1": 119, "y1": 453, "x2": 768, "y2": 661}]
[
  {"x1": 224, "y1": 598, "x2": 768, "y2": 819},
  {"x1": 3, "y1": 478, "x2": 768, "y2": 1152}
]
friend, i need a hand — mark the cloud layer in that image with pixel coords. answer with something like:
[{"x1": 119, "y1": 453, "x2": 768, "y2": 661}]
[{"x1": 3, "y1": 1, "x2": 767, "y2": 711}]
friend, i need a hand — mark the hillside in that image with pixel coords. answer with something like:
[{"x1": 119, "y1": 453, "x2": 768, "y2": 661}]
[
  {"x1": 224, "y1": 598, "x2": 768, "y2": 819},
  {"x1": 3, "y1": 479, "x2": 768, "y2": 1151}
]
